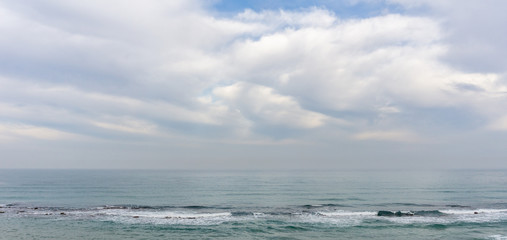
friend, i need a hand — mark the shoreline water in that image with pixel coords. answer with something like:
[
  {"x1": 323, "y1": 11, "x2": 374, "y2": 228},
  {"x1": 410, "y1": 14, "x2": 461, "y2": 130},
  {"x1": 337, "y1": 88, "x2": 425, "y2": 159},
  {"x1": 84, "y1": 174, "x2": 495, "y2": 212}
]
[{"x1": 1, "y1": 169, "x2": 506, "y2": 239}]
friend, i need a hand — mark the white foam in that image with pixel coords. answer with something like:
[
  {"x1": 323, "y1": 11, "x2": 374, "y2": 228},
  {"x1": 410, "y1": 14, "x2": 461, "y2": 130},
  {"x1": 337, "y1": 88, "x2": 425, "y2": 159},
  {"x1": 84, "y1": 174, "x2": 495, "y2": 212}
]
[
  {"x1": 381, "y1": 215, "x2": 450, "y2": 224},
  {"x1": 489, "y1": 235, "x2": 507, "y2": 240},
  {"x1": 441, "y1": 209, "x2": 507, "y2": 215},
  {"x1": 97, "y1": 209, "x2": 230, "y2": 218},
  {"x1": 92, "y1": 209, "x2": 235, "y2": 225},
  {"x1": 296, "y1": 213, "x2": 364, "y2": 227},
  {"x1": 291, "y1": 208, "x2": 507, "y2": 226},
  {"x1": 6, "y1": 206, "x2": 507, "y2": 227},
  {"x1": 5, "y1": 207, "x2": 237, "y2": 225},
  {"x1": 253, "y1": 212, "x2": 266, "y2": 217},
  {"x1": 291, "y1": 211, "x2": 377, "y2": 227},
  {"x1": 377, "y1": 209, "x2": 507, "y2": 225},
  {"x1": 317, "y1": 210, "x2": 376, "y2": 217}
]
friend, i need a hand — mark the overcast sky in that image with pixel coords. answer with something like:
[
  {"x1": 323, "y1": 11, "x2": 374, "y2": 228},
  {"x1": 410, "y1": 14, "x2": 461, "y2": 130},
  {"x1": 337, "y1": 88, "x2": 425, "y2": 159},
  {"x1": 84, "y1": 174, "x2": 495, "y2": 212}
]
[{"x1": 1, "y1": 0, "x2": 506, "y2": 169}]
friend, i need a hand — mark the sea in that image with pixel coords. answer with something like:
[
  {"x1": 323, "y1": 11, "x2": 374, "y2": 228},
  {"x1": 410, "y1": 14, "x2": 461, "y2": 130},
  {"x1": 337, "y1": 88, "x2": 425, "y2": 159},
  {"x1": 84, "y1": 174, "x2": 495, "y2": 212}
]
[{"x1": 0, "y1": 169, "x2": 506, "y2": 239}]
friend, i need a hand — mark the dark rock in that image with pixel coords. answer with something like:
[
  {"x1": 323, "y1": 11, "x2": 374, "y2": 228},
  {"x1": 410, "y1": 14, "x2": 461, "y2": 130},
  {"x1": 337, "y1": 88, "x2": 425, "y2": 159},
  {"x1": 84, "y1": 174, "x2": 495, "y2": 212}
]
[
  {"x1": 378, "y1": 210, "x2": 416, "y2": 217},
  {"x1": 377, "y1": 210, "x2": 395, "y2": 216},
  {"x1": 60, "y1": 212, "x2": 66, "y2": 215}
]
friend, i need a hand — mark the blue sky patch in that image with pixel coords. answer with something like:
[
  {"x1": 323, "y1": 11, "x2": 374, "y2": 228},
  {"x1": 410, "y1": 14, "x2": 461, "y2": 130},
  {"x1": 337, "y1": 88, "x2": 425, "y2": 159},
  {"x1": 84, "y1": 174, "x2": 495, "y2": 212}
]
[{"x1": 211, "y1": 0, "x2": 404, "y2": 18}]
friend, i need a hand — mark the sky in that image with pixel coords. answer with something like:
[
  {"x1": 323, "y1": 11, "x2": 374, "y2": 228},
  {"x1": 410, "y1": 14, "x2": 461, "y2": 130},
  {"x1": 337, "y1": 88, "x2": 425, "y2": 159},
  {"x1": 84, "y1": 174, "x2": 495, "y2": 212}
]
[{"x1": 1, "y1": 0, "x2": 506, "y2": 169}]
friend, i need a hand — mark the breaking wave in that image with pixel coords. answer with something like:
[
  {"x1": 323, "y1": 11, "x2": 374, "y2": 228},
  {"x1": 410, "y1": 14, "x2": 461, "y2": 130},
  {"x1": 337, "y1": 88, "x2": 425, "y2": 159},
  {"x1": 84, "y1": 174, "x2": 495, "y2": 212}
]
[{"x1": 1, "y1": 203, "x2": 507, "y2": 227}]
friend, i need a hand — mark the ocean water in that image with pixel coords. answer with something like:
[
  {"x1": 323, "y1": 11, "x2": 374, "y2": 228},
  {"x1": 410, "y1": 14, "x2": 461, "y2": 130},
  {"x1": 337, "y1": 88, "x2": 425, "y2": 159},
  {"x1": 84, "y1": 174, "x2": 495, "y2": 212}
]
[{"x1": 0, "y1": 169, "x2": 506, "y2": 239}]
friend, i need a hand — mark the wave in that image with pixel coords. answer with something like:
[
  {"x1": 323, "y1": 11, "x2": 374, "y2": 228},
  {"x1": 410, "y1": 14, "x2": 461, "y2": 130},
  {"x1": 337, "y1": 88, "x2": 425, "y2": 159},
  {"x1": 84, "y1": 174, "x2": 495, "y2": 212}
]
[
  {"x1": 489, "y1": 235, "x2": 507, "y2": 240},
  {"x1": 2, "y1": 203, "x2": 507, "y2": 226},
  {"x1": 446, "y1": 204, "x2": 471, "y2": 208},
  {"x1": 100, "y1": 205, "x2": 213, "y2": 210},
  {"x1": 377, "y1": 210, "x2": 446, "y2": 217},
  {"x1": 317, "y1": 210, "x2": 376, "y2": 217},
  {"x1": 301, "y1": 203, "x2": 350, "y2": 209}
]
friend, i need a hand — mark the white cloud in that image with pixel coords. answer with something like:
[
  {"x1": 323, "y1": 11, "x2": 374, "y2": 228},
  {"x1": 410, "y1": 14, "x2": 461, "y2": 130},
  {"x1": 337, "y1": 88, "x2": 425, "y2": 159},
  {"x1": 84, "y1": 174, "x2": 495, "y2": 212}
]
[
  {"x1": 212, "y1": 82, "x2": 329, "y2": 129},
  {"x1": 377, "y1": 106, "x2": 400, "y2": 114},
  {"x1": 353, "y1": 130, "x2": 419, "y2": 142},
  {"x1": 487, "y1": 116, "x2": 507, "y2": 131},
  {"x1": 2, "y1": 2, "x2": 505, "y2": 134},
  {"x1": 224, "y1": 11, "x2": 505, "y2": 118},
  {"x1": 0, "y1": 122, "x2": 77, "y2": 141},
  {"x1": 0, "y1": 76, "x2": 234, "y2": 137},
  {"x1": 224, "y1": 14, "x2": 448, "y2": 112},
  {"x1": 237, "y1": 8, "x2": 337, "y2": 29},
  {"x1": 90, "y1": 118, "x2": 158, "y2": 135},
  {"x1": 1, "y1": 2, "x2": 505, "y2": 142},
  {"x1": 389, "y1": 0, "x2": 507, "y2": 73}
]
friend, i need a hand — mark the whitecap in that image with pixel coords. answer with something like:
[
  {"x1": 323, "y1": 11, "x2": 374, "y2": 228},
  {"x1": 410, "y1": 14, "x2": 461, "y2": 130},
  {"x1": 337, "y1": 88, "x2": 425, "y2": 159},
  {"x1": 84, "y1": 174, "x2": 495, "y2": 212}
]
[
  {"x1": 317, "y1": 210, "x2": 376, "y2": 217},
  {"x1": 291, "y1": 210, "x2": 376, "y2": 227},
  {"x1": 378, "y1": 208, "x2": 507, "y2": 225},
  {"x1": 441, "y1": 209, "x2": 507, "y2": 215},
  {"x1": 489, "y1": 235, "x2": 507, "y2": 240},
  {"x1": 92, "y1": 208, "x2": 235, "y2": 225}
]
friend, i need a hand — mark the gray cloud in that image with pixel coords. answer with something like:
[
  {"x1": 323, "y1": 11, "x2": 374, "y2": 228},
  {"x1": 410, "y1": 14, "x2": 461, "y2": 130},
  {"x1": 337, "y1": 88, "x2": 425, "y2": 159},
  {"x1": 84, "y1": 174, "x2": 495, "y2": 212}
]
[{"x1": 390, "y1": 0, "x2": 507, "y2": 73}]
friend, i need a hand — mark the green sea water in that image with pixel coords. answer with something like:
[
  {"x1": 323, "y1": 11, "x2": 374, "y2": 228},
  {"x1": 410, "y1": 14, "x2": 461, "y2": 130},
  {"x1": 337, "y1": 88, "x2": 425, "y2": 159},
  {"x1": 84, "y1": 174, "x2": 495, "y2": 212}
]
[{"x1": 0, "y1": 169, "x2": 506, "y2": 239}]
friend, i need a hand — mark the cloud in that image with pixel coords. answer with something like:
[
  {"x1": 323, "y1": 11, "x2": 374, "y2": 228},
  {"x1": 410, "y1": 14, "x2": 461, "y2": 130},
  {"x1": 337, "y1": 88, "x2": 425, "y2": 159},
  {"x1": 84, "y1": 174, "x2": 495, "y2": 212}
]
[
  {"x1": 224, "y1": 13, "x2": 454, "y2": 112},
  {"x1": 0, "y1": 122, "x2": 77, "y2": 141},
  {"x1": 222, "y1": 10, "x2": 506, "y2": 134},
  {"x1": 1, "y1": 1, "x2": 507, "y2": 168},
  {"x1": 237, "y1": 8, "x2": 337, "y2": 28},
  {"x1": 353, "y1": 130, "x2": 419, "y2": 142},
  {"x1": 0, "y1": 76, "x2": 233, "y2": 139},
  {"x1": 388, "y1": 0, "x2": 507, "y2": 73},
  {"x1": 1, "y1": 2, "x2": 504, "y2": 136},
  {"x1": 1, "y1": 2, "x2": 505, "y2": 140},
  {"x1": 212, "y1": 82, "x2": 329, "y2": 129},
  {"x1": 487, "y1": 116, "x2": 507, "y2": 131},
  {"x1": 90, "y1": 118, "x2": 158, "y2": 135}
]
